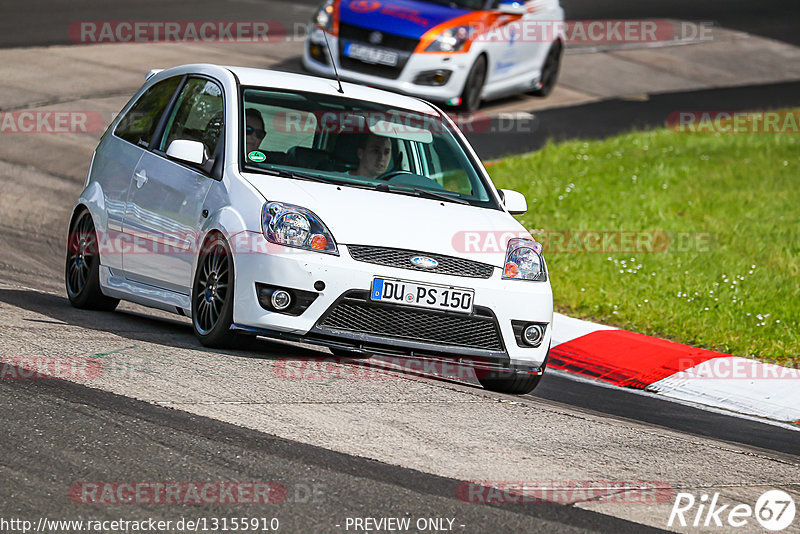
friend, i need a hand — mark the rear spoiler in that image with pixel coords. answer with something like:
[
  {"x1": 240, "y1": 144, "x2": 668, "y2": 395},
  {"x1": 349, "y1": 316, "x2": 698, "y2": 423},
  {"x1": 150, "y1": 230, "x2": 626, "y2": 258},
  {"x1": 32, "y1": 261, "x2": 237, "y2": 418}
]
[{"x1": 145, "y1": 69, "x2": 164, "y2": 81}]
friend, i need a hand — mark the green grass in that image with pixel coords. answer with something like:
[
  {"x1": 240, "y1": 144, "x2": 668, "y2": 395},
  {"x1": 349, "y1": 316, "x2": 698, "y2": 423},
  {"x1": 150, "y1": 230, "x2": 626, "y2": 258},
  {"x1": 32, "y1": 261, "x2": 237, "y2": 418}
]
[{"x1": 488, "y1": 120, "x2": 800, "y2": 366}]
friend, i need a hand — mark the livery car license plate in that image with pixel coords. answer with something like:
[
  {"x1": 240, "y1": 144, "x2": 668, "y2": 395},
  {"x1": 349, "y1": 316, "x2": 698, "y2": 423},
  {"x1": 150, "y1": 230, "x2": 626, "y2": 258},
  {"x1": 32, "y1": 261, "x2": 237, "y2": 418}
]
[
  {"x1": 344, "y1": 43, "x2": 398, "y2": 66},
  {"x1": 370, "y1": 278, "x2": 474, "y2": 314}
]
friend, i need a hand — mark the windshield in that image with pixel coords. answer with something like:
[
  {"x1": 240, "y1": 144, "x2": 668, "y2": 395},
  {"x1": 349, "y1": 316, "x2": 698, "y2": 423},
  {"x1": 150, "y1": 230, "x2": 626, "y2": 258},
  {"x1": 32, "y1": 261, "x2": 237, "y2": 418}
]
[{"x1": 240, "y1": 88, "x2": 499, "y2": 209}]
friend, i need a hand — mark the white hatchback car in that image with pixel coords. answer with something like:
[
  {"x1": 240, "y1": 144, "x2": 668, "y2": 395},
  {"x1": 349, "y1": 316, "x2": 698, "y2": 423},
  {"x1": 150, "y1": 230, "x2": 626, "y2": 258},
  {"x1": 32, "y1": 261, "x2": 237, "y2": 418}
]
[{"x1": 66, "y1": 64, "x2": 553, "y2": 394}]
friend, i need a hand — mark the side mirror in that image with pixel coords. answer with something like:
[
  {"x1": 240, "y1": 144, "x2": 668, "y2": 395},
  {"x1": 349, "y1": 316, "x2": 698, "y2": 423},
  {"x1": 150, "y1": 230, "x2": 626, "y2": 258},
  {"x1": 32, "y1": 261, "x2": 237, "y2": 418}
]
[
  {"x1": 499, "y1": 188, "x2": 527, "y2": 214},
  {"x1": 166, "y1": 139, "x2": 206, "y2": 166},
  {"x1": 497, "y1": 0, "x2": 526, "y2": 15}
]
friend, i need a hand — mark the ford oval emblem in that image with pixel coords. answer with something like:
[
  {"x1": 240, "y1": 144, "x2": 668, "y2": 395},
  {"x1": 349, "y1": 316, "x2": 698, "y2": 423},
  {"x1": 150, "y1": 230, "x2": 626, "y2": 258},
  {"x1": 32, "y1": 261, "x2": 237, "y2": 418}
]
[{"x1": 410, "y1": 256, "x2": 438, "y2": 269}]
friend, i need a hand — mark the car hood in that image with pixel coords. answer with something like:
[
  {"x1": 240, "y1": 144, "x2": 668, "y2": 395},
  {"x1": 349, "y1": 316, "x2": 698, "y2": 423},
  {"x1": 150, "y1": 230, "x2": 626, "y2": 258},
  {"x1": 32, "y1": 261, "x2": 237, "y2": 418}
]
[
  {"x1": 242, "y1": 173, "x2": 531, "y2": 267},
  {"x1": 338, "y1": 0, "x2": 471, "y2": 40}
]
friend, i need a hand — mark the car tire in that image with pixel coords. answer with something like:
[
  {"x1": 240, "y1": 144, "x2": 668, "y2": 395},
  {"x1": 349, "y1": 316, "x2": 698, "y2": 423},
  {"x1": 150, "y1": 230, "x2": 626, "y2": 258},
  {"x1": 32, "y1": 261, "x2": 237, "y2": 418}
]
[
  {"x1": 192, "y1": 233, "x2": 236, "y2": 348},
  {"x1": 458, "y1": 55, "x2": 487, "y2": 112},
  {"x1": 529, "y1": 40, "x2": 562, "y2": 97},
  {"x1": 477, "y1": 345, "x2": 549, "y2": 395},
  {"x1": 65, "y1": 208, "x2": 120, "y2": 311}
]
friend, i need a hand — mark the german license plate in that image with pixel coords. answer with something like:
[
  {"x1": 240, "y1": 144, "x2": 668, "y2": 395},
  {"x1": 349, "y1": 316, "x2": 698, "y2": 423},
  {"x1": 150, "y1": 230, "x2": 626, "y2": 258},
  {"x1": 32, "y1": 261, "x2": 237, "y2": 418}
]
[
  {"x1": 370, "y1": 278, "x2": 474, "y2": 314},
  {"x1": 344, "y1": 43, "x2": 398, "y2": 66}
]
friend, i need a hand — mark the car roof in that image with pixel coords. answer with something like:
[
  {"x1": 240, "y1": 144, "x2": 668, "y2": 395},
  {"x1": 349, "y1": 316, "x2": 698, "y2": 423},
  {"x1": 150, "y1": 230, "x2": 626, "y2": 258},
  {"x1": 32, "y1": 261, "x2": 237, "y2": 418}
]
[{"x1": 226, "y1": 66, "x2": 437, "y2": 114}]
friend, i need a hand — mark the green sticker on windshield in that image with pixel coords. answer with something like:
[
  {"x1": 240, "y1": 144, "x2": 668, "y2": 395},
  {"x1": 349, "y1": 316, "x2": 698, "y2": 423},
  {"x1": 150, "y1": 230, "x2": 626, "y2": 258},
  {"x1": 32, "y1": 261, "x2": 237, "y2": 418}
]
[{"x1": 248, "y1": 151, "x2": 266, "y2": 163}]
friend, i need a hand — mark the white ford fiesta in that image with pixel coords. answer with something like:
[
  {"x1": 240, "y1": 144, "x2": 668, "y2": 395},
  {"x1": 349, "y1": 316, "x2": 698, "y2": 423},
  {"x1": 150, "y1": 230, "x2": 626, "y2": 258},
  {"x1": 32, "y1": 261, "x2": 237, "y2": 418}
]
[{"x1": 66, "y1": 64, "x2": 553, "y2": 394}]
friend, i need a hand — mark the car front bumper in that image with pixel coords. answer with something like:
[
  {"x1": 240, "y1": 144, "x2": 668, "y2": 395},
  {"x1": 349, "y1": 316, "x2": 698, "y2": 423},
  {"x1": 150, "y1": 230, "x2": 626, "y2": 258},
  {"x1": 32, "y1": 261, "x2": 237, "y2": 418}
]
[
  {"x1": 302, "y1": 29, "x2": 474, "y2": 104},
  {"x1": 230, "y1": 233, "x2": 553, "y2": 371}
]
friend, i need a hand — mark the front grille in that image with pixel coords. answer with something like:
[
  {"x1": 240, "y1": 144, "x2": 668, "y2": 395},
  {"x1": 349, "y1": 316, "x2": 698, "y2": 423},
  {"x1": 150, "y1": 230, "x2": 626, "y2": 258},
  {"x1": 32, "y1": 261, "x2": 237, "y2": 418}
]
[
  {"x1": 337, "y1": 24, "x2": 417, "y2": 80},
  {"x1": 340, "y1": 56, "x2": 405, "y2": 80},
  {"x1": 347, "y1": 245, "x2": 496, "y2": 279},
  {"x1": 317, "y1": 293, "x2": 504, "y2": 351},
  {"x1": 339, "y1": 24, "x2": 419, "y2": 52}
]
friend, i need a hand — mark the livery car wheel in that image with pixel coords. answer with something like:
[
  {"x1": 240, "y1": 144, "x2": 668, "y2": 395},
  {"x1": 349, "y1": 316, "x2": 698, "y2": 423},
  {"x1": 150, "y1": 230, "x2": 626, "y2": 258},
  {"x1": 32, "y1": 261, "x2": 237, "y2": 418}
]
[
  {"x1": 530, "y1": 41, "x2": 562, "y2": 97},
  {"x1": 459, "y1": 55, "x2": 487, "y2": 112}
]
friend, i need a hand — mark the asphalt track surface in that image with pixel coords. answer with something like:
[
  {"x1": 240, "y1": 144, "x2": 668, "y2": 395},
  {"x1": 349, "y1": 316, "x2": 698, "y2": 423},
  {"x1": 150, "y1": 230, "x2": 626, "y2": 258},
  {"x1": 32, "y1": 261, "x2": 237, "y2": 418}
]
[
  {"x1": 0, "y1": 364, "x2": 667, "y2": 533},
  {"x1": 561, "y1": 0, "x2": 800, "y2": 48},
  {"x1": 4, "y1": 287, "x2": 800, "y2": 460},
  {"x1": 465, "y1": 80, "x2": 800, "y2": 159}
]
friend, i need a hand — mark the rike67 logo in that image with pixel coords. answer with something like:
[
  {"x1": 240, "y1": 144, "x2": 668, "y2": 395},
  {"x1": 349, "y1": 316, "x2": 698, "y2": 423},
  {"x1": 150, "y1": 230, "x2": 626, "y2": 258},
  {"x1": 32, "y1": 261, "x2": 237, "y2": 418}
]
[{"x1": 668, "y1": 490, "x2": 796, "y2": 531}]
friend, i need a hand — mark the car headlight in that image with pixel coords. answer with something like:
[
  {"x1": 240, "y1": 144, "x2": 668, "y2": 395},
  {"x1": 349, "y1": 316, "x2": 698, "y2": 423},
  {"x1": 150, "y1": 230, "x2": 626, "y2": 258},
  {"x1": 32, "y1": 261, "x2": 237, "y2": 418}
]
[
  {"x1": 424, "y1": 25, "x2": 474, "y2": 53},
  {"x1": 503, "y1": 238, "x2": 546, "y2": 281},
  {"x1": 261, "y1": 201, "x2": 338, "y2": 255},
  {"x1": 312, "y1": 0, "x2": 335, "y2": 33}
]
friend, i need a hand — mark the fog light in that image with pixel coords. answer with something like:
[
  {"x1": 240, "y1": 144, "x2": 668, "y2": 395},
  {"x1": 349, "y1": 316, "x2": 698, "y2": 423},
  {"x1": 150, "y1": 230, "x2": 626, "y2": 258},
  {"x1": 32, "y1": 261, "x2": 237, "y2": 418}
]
[
  {"x1": 271, "y1": 290, "x2": 292, "y2": 310},
  {"x1": 522, "y1": 324, "x2": 545, "y2": 347},
  {"x1": 309, "y1": 43, "x2": 329, "y2": 65},
  {"x1": 413, "y1": 69, "x2": 452, "y2": 86}
]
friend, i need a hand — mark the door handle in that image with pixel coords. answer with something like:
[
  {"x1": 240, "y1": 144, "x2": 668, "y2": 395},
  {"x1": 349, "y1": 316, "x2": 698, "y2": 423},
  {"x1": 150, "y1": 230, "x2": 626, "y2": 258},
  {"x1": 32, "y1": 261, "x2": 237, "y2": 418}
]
[{"x1": 134, "y1": 170, "x2": 148, "y2": 188}]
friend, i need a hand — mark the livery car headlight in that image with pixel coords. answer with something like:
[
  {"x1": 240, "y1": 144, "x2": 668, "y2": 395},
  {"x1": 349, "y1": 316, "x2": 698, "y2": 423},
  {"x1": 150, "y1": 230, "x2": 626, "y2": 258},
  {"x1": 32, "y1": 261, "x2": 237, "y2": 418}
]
[
  {"x1": 312, "y1": 0, "x2": 335, "y2": 33},
  {"x1": 425, "y1": 25, "x2": 474, "y2": 53},
  {"x1": 261, "y1": 202, "x2": 338, "y2": 255},
  {"x1": 503, "y1": 238, "x2": 546, "y2": 281}
]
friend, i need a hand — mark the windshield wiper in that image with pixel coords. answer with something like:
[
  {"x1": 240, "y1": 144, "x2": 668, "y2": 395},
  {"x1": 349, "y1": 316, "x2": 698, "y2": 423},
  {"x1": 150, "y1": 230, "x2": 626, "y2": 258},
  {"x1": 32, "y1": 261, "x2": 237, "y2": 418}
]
[
  {"x1": 247, "y1": 166, "x2": 340, "y2": 185},
  {"x1": 373, "y1": 183, "x2": 469, "y2": 205}
]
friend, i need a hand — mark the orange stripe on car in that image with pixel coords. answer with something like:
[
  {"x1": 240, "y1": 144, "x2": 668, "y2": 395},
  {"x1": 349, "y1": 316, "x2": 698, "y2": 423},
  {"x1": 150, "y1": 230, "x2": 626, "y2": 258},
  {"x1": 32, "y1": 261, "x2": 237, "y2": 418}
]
[
  {"x1": 333, "y1": 0, "x2": 341, "y2": 36},
  {"x1": 414, "y1": 10, "x2": 523, "y2": 54}
]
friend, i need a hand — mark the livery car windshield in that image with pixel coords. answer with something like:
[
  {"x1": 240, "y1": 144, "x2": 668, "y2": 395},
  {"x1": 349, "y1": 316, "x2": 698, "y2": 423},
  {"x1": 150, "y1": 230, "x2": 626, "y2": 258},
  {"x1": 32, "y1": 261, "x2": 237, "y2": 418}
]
[{"x1": 241, "y1": 88, "x2": 499, "y2": 209}]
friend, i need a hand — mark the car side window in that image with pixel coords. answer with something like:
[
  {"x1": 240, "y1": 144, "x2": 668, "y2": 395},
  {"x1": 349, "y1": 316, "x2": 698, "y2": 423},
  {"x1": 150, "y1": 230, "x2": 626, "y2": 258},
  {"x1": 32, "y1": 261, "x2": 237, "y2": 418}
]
[
  {"x1": 424, "y1": 136, "x2": 474, "y2": 195},
  {"x1": 114, "y1": 77, "x2": 181, "y2": 148},
  {"x1": 159, "y1": 78, "x2": 224, "y2": 160}
]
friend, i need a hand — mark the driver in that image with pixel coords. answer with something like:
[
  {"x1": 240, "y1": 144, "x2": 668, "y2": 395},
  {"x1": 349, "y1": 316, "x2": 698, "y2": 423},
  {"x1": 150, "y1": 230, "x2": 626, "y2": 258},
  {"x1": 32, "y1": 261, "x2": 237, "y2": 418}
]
[{"x1": 349, "y1": 133, "x2": 392, "y2": 179}]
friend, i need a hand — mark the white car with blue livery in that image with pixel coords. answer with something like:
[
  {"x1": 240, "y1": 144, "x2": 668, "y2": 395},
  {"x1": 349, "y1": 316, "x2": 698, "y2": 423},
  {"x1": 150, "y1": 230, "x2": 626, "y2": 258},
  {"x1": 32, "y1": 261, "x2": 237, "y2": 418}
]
[{"x1": 303, "y1": 0, "x2": 564, "y2": 110}]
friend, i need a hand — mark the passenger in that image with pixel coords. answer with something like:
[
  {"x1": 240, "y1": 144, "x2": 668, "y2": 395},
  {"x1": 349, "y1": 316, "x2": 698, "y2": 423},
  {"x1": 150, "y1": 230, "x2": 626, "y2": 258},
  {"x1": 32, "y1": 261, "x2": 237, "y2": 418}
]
[{"x1": 245, "y1": 108, "x2": 267, "y2": 154}]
